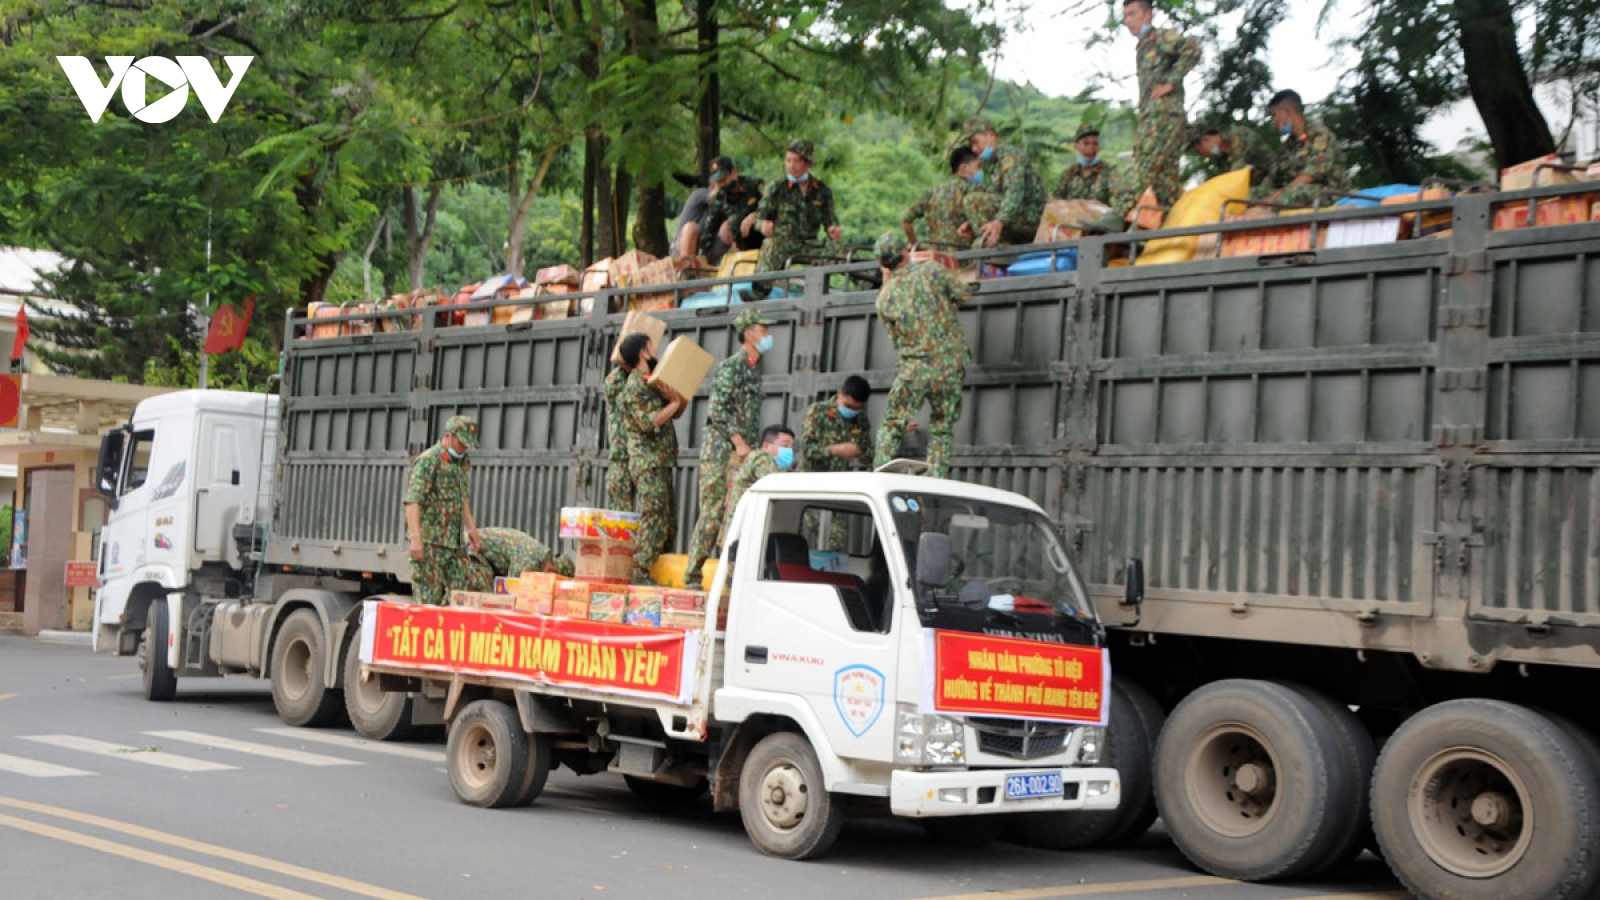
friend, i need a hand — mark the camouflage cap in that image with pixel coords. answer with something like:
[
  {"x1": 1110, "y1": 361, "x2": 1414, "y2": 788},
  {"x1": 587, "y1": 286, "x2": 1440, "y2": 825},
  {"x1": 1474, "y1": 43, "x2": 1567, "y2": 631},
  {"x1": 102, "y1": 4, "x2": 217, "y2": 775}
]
[
  {"x1": 444, "y1": 414, "x2": 479, "y2": 449},
  {"x1": 961, "y1": 115, "x2": 996, "y2": 141},
  {"x1": 709, "y1": 155, "x2": 736, "y2": 183},
  {"x1": 874, "y1": 230, "x2": 909, "y2": 262},
  {"x1": 551, "y1": 554, "x2": 575, "y2": 577},
  {"x1": 1075, "y1": 123, "x2": 1101, "y2": 141},
  {"x1": 786, "y1": 139, "x2": 815, "y2": 163},
  {"x1": 733, "y1": 309, "x2": 771, "y2": 334}
]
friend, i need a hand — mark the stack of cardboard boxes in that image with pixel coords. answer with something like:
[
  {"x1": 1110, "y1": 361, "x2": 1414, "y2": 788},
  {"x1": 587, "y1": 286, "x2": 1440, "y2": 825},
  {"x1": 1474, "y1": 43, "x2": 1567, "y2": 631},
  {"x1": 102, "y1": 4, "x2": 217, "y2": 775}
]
[{"x1": 1493, "y1": 154, "x2": 1598, "y2": 231}]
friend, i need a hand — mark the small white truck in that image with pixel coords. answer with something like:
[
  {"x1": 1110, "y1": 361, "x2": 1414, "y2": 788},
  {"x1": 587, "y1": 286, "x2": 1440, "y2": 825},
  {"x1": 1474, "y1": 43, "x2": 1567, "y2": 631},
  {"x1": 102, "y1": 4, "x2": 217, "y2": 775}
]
[{"x1": 362, "y1": 472, "x2": 1123, "y2": 859}]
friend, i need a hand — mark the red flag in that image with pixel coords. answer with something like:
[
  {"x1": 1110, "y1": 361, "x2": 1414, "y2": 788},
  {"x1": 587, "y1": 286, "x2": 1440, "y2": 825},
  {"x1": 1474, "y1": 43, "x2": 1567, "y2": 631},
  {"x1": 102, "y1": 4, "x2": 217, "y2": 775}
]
[
  {"x1": 204, "y1": 296, "x2": 255, "y2": 355},
  {"x1": 11, "y1": 305, "x2": 27, "y2": 363}
]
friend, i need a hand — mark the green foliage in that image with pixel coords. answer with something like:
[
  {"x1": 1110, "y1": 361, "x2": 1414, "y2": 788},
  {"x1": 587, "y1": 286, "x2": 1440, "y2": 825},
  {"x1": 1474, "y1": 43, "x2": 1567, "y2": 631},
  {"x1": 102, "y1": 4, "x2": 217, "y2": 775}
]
[{"x1": 141, "y1": 335, "x2": 280, "y2": 392}]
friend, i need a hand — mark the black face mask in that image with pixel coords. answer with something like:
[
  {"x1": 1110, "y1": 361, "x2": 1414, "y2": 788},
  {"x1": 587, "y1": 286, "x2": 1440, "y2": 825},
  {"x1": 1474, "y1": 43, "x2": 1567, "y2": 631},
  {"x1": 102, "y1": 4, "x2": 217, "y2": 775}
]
[{"x1": 640, "y1": 356, "x2": 655, "y2": 373}]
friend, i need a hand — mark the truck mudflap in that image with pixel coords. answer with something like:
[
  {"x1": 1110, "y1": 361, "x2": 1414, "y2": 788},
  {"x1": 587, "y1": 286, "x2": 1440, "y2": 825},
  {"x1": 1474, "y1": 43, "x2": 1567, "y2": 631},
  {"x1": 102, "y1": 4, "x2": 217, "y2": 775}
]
[{"x1": 889, "y1": 766, "x2": 1120, "y2": 817}]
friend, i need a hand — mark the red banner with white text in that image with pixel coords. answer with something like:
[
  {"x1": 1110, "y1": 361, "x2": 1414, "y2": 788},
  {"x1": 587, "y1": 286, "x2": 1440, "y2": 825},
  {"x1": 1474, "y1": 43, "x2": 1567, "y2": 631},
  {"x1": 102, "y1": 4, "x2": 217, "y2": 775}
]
[{"x1": 925, "y1": 629, "x2": 1108, "y2": 725}]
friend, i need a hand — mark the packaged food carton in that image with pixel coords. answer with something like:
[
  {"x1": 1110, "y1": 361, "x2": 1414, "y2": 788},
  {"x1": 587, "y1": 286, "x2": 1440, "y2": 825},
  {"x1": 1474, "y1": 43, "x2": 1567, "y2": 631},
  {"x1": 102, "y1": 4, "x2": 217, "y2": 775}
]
[
  {"x1": 659, "y1": 609, "x2": 706, "y2": 631},
  {"x1": 535, "y1": 264, "x2": 582, "y2": 286},
  {"x1": 661, "y1": 589, "x2": 706, "y2": 613},
  {"x1": 609, "y1": 309, "x2": 669, "y2": 365},
  {"x1": 1500, "y1": 154, "x2": 1578, "y2": 191},
  {"x1": 559, "y1": 507, "x2": 641, "y2": 542},
  {"x1": 589, "y1": 590, "x2": 628, "y2": 624},
  {"x1": 647, "y1": 336, "x2": 715, "y2": 400},
  {"x1": 552, "y1": 580, "x2": 592, "y2": 618},
  {"x1": 607, "y1": 250, "x2": 658, "y2": 287},
  {"x1": 582, "y1": 259, "x2": 614, "y2": 293},
  {"x1": 626, "y1": 586, "x2": 665, "y2": 626},
  {"x1": 573, "y1": 538, "x2": 635, "y2": 582},
  {"x1": 450, "y1": 590, "x2": 516, "y2": 609}
]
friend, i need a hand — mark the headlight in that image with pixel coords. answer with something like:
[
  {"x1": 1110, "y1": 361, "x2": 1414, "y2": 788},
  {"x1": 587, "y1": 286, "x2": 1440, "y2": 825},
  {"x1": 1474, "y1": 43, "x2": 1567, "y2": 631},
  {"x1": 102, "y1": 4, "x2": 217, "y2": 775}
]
[
  {"x1": 1076, "y1": 726, "x2": 1106, "y2": 765},
  {"x1": 896, "y1": 704, "x2": 966, "y2": 767}
]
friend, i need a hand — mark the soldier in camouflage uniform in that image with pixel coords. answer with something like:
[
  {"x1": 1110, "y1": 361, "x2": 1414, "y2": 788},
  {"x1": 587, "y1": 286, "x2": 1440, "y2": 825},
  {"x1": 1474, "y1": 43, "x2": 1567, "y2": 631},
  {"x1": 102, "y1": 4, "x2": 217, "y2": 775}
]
[
  {"x1": 901, "y1": 146, "x2": 983, "y2": 248},
  {"x1": 1055, "y1": 123, "x2": 1118, "y2": 205},
  {"x1": 701, "y1": 156, "x2": 765, "y2": 262},
  {"x1": 801, "y1": 375, "x2": 873, "y2": 550},
  {"x1": 1188, "y1": 123, "x2": 1272, "y2": 187},
  {"x1": 1257, "y1": 90, "x2": 1348, "y2": 207},
  {"x1": 404, "y1": 415, "x2": 482, "y2": 605},
  {"x1": 685, "y1": 309, "x2": 771, "y2": 580},
  {"x1": 604, "y1": 357, "x2": 638, "y2": 511},
  {"x1": 473, "y1": 526, "x2": 574, "y2": 579},
  {"x1": 962, "y1": 117, "x2": 1047, "y2": 247},
  {"x1": 615, "y1": 333, "x2": 688, "y2": 583},
  {"x1": 871, "y1": 232, "x2": 970, "y2": 478},
  {"x1": 722, "y1": 425, "x2": 796, "y2": 542},
  {"x1": 1096, "y1": 0, "x2": 1201, "y2": 230},
  {"x1": 756, "y1": 139, "x2": 841, "y2": 273}
]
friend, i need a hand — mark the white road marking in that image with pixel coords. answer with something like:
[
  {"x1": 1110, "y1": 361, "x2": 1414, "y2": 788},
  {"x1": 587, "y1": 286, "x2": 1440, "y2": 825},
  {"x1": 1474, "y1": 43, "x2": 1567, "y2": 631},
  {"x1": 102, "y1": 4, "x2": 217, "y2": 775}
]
[
  {"x1": 0, "y1": 753, "x2": 96, "y2": 778},
  {"x1": 254, "y1": 728, "x2": 445, "y2": 763},
  {"x1": 21, "y1": 735, "x2": 236, "y2": 772},
  {"x1": 144, "y1": 731, "x2": 360, "y2": 767}
]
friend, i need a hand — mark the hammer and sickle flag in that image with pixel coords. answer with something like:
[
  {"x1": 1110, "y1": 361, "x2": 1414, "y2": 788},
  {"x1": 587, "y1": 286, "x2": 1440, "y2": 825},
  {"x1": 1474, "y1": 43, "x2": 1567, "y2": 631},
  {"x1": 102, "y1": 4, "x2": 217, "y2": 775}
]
[{"x1": 204, "y1": 295, "x2": 256, "y2": 355}]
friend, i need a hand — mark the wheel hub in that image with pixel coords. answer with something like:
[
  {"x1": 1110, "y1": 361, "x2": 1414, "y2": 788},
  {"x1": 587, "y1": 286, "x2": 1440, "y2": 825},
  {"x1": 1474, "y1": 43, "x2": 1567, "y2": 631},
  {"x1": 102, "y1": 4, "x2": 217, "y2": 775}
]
[
  {"x1": 458, "y1": 725, "x2": 498, "y2": 790},
  {"x1": 282, "y1": 638, "x2": 312, "y2": 700},
  {"x1": 1410, "y1": 748, "x2": 1530, "y2": 879},
  {"x1": 1185, "y1": 723, "x2": 1280, "y2": 838},
  {"x1": 1233, "y1": 761, "x2": 1274, "y2": 797},
  {"x1": 760, "y1": 763, "x2": 809, "y2": 830}
]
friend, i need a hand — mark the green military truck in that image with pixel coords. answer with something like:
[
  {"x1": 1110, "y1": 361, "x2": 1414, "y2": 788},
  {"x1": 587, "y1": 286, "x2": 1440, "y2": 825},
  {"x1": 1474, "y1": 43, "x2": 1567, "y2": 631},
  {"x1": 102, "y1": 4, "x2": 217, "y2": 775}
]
[{"x1": 99, "y1": 181, "x2": 1600, "y2": 898}]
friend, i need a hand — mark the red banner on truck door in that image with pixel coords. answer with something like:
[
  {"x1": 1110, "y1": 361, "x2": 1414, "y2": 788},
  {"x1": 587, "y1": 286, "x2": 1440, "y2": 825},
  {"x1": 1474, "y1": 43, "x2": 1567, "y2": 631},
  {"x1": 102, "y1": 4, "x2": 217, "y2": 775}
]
[
  {"x1": 926, "y1": 630, "x2": 1109, "y2": 725},
  {"x1": 361, "y1": 601, "x2": 696, "y2": 704}
]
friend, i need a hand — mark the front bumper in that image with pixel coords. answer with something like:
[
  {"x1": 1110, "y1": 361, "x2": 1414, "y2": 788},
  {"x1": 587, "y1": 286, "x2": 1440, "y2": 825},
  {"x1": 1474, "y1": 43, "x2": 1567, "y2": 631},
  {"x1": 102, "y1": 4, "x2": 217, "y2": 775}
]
[{"x1": 889, "y1": 766, "x2": 1120, "y2": 817}]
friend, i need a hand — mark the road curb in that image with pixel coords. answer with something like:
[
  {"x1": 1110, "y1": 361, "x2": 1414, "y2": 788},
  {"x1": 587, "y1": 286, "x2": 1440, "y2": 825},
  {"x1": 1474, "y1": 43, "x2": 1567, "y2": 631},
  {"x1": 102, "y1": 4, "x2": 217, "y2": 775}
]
[{"x1": 36, "y1": 630, "x2": 93, "y2": 645}]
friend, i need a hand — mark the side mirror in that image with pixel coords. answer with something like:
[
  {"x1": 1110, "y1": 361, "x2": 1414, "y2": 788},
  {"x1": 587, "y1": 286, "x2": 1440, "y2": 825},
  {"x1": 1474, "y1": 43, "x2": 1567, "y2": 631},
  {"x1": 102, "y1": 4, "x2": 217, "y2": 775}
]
[
  {"x1": 95, "y1": 426, "x2": 128, "y2": 510},
  {"x1": 1122, "y1": 558, "x2": 1145, "y2": 607},
  {"x1": 916, "y1": 532, "x2": 953, "y2": 589}
]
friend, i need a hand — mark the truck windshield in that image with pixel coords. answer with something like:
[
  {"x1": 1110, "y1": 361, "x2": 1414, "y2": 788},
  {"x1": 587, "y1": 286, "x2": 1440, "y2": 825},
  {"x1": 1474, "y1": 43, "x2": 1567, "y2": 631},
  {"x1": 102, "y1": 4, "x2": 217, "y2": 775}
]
[{"x1": 890, "y1": 492, "x2": 1100, "y2": 645}]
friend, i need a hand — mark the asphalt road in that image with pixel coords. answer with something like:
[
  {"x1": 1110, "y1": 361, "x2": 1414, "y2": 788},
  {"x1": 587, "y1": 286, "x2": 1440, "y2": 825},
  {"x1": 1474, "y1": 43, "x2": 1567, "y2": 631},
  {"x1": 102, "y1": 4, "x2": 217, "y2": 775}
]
[{"x1": 0, "y1": 635, "x2": 1407, "y2": 900}]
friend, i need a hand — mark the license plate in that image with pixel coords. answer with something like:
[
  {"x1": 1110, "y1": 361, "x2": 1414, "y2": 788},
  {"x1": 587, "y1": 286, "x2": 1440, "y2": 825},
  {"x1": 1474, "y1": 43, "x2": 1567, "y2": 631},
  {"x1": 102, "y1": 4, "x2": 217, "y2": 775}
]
[{"x1": 1005, "y1": 772, "x2": 1063, "y2": 800}]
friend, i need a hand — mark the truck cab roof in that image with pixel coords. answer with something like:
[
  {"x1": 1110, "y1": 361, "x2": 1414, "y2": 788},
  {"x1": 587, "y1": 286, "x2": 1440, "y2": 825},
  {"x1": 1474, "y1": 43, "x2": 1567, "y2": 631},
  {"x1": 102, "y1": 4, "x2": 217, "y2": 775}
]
[{"x1": 745, "y1": 471, "x2": 1048, "y2": 516}]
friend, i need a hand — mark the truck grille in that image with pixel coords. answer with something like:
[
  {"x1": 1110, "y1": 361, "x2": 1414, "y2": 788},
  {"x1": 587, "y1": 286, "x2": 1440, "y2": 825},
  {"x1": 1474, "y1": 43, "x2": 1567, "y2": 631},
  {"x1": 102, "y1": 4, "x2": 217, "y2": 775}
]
[{"x1": 970, "y1": 717, "x2": 1072, "y2": 760}]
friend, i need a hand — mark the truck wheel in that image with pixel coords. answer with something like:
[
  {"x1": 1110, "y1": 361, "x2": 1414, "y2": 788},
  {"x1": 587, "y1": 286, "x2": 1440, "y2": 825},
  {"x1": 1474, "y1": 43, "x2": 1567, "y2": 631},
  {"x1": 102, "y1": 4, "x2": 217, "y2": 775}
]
[
  {"x1": 922, "y1": 815, "x2": 1006, "y2": 847},
  {"x1": 1285, "y1": 683, "x2": 1376, "y2": 876},
  {"x1": 1154, "y1": 679, "x2": 1351, "y2": 881},
  {"x1": 447, "y1": 699, "x2": 532, "y2": 809},
  {"x1": 342, "y1": 641, "x2": 416, "y2": 741},
  {"x1": 624, "y1": 775, "x2": 708, "y2": 806},
  {"x1": 509, "y1": 731, "x2": 553, "y2": 807},
  {"x1": 1371, "y1": 700, "x2": 1600, "y2": 900},
  {"x1": 270, "y1": 609, "x2": 344, "y2": 728},
  {"x1": 738, "y1": 732, "x2": 845, "y2": 860},
  {"x1": 1010, "y1": 678, "x2": 1158, "y2": 850},
  {"x1": 1099, "y1": 679, "x2": 1166, "y2": 845},
  {"x1": 141, "y1": 598, "x2": 177, "y2": 702}
]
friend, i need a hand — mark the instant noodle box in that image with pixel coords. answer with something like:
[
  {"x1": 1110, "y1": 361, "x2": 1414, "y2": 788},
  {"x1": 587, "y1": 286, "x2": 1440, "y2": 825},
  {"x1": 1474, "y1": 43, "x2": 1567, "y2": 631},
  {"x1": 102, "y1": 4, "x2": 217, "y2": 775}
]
[
  {"x1": 559, "y1": 507, "x2": 640, "y2": 542},
  {"x1": 626, "y1": 587, "x2": 665, "y2": 626},
  {"x1": 552, "y1": 580, "x2": 592, "y2": 618},
  {"x1": 449, "y1": 590, "x2": 516, "y2": 610},
  {"x1": 573, "y1": 539, "x2": 635, "y2": 582},
  {"x1": 589, "y1": 591, "x2": 627, "y2": 624}
]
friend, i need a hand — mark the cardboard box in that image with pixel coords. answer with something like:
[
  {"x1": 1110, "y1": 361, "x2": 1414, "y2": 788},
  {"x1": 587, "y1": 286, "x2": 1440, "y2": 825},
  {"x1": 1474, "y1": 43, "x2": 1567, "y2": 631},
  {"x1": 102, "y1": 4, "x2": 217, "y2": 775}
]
[
  {"x1": 661, "y1": 589, "x2": 705, "y2": 613},
  {"x1": 559, "y1": 507, "x2": 640, "y2": 542},
  {"x1": 589, "y1": 590, "x2": 628, "y2": 623},
  {"x1": 647, "y1": 336, "x2": 715, "y2": 400},
  {"x1": 626, "y1": 587, "x2": 664, "y2": 626},
  {"x1": 536, "y1": 299, "x2": 572, "y2": 320},
  {"x1": 659, "y1": 609, "x2": 705, "y2": 631},
  {"x1": 552, "y1": 580, "x2": 591, "y2": 618},
  {"x1": 608, "y1": 250, "x2": 658, "y2": 288},
  {"x1": 574, "y1": 538, "x2": 636, "y2": 582},
  {"x1": 582, "y1": 259, "x2": 613, "y2": 293},
  {"x1": 610, "y1": 310, "x2": 669, "y2": 365},
  {"x1": 717, "y1": 249, "x2": 761, "y2": 279},
  {"x1": 1500, "y1": 154, "x2": 1578, "y2": 191},
  {"x1": 514, "y1": 571, "x2": 556, "y2": 615},
  {"x1": 1493, "y1": 196, "x2": 1596, "y2": 230},
  {"x1": 536, "y1": 264, "x2": 581, "y2": 286},
  {"x1": 450, "y1": 590, "x2": 516, "y2": 609},
  {"x1": 1035, "y1": 198, "x2": 1110, "y2": 244}
]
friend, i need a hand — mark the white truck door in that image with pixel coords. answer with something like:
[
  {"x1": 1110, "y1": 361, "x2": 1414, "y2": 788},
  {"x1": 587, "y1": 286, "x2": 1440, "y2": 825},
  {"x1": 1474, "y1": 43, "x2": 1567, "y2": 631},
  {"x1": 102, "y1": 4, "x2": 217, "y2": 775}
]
[
  {"x1": 192, "y1": 415, "x2": 248, "y2": 560},
  {"x1": 727, "y1": 494, "x2": 900, "y2": 763}
]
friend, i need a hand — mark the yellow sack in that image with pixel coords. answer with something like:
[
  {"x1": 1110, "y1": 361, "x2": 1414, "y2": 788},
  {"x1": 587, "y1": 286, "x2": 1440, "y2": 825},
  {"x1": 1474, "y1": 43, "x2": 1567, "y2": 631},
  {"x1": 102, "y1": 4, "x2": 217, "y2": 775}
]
[
  {"x1": 717, "y1": 249, "x2": 761, "y2": 279},
  {"x1": 1136, "y1": 167, "x2": 1253, "y2": 266}
]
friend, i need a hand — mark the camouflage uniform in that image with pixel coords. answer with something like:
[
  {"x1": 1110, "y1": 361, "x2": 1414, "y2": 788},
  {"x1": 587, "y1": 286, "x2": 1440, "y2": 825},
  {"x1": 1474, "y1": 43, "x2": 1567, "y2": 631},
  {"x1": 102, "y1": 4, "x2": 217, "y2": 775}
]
[
  {"x1": 702, "y1": 175, "x2": 766, "y2": 257},
  {"x1": 1110, "y1": 26, "x2": 1202, "y2": 214},
  {"x1": 473, "y1": 526, "x2": 571, "y2": 578},
  {"x1": 603, "y1": 365, "x2": 635, "y2": 510},
  {"x1": 1260, "y1": 121, "x2": 1347, "y2": 207},
  {"x1": 1202, "y1": 125, "x2": 1272, "y2": 185},
  {"x1": 722, "y1": 450, "x2": 781, "y2": 541},
  {"x1": 872, "y1": 237, "x2": 970, "y2": 478},
  {"x1": 685, "y1": 319, "x2": 767, "y2": 577},
  {"x1": 901, "y1": 177, "x2": 973, "y2": 247},
  {"x1": 801, "y1": 398, "x2": 873, "y2": 550},
  {"x1": 756, "y1": 177, "x2": 839, "y2": 272},
  {"x1": 1054, "y1": 159, "x2": 1119, "y2": 205},
  {"x1": 404, "y1": 434, "x2": 475, "y2": 606},
  {"x1": 963, "y1": 141, "x2": 1047, "y2": 246},
  {"x1": 617, "y1": 369, "x2": 680, "y2": 582}
]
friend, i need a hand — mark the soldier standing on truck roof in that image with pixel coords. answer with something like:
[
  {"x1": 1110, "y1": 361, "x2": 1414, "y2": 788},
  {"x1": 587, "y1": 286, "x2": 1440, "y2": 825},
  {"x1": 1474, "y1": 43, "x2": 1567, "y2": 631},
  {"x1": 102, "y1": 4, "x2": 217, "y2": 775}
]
[
  {"x1": 404, "y1": 415, "x2": 483, "y2": 605},
  {"x1": 604, "y1": 350, "x2": 640, "y2": 510},
  {"x1": 616, "y1": 334, "x2": 688, "y2": 584},
  {"x1": 872, "y1": 232, "x2": 970, "y2": 479},
  {"x1": 685, "y1": 309, "x2": 771, "y2": 581},
  {"x1": 755, "y1": 139, "x2": 841, "y2": 272},
  {"x1": 472, "y1": 526, "x2": 574, "y2": 580},
  {"x1": 722, "y1": 425, "x2": 796, "y2": 543},
  {"x1": 801, "y1": 375, "x2": 873, "y2": 550}
]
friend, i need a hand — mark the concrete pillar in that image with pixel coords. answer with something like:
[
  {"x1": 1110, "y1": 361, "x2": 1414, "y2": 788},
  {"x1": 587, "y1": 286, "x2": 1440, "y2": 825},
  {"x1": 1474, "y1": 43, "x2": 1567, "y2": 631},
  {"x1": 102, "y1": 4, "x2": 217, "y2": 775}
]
[{"x1": 21, "y1": 468, "x2": 74, "y2": 636}]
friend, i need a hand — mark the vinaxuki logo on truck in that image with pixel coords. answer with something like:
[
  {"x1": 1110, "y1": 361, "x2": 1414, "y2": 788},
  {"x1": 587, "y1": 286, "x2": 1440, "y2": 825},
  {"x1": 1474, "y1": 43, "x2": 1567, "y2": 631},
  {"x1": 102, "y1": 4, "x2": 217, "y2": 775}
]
[{"x1": 57, "y1": 56, "x2": 253, "y2": 123}]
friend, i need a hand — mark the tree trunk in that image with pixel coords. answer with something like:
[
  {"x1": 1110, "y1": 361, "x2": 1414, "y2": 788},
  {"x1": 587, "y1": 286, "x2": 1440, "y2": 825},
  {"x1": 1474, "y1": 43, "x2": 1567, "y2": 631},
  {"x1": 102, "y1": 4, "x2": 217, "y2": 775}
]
[
  {"x1": 634, "y1": 183, "x2": 669, "y2": 257},
  {"x1": 404, "y1": 184, "x2": 441, "y2": 290},
  {"x1": 611, "y1": 167, "x2": 632, "y2": 258},
  {"x1": 1453, "y1": 0, "x2": 1555, "y2": 167},
  {"x1": 696, "y1": 0, "x2": 720, "y2": 177},
  {"x1": 507, "y1": 148, "x2": 560, "y2": 276},
  {"x1": 582, "y1": 129, "x2": 598, "y2": 265},
  {"x1": 294, "y1": 171, "x2": 337, "y2": 308},
  {"x1": 595, "y1": 132, "x2": 620, "y2": 260}
]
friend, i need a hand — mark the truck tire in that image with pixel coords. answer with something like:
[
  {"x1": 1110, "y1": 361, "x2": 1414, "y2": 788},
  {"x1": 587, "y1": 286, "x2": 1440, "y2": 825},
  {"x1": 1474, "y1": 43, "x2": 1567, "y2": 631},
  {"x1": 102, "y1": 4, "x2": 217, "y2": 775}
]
[
  {"x1": 270, "y1": 609, "x2": 344, "y2": 728},
  {"x1": 624, "y1": 775, "x2": 708, "y2": 806},
  {"x1": 141, "y1": 597, "x2": 177, "y2": 702},
  {"x1": 447, "y1": 699, "x2": 532, "y2": 809},
  {"x1": 1099, "y1": 679, "x2": 1166, "y2": 846},
  {"x1": 738, "y1": 732, "x2": 845, "y2": 860},
  {"x1": 1285, "y1": 683, "x2": 1376, "y2": 876},
  {"x1": 922, "y1": 815, "x2": 1007, "y2": 847},
  {"x1": 1153, "y1": 679, "x2": 1352, "y2": 881},
  {"x1": 509, "y1": 731, "x2": 553, "y2": 807},
  {"x1": 1371, "y1": 700, "x2": 1600, "y2": 900},
  {"x1": 1009, "y1": 679, "x2": 1159, "y2": 850},
  {"x1": 342, "y1": 641, "x2": 416, "y2": 741}
]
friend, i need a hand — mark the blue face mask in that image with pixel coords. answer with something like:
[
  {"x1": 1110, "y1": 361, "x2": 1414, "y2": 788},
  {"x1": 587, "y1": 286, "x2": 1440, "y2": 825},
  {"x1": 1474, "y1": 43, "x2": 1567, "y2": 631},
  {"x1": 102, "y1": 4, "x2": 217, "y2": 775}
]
[
  {"x1": 1077, "y1": 154, "x2": 1096, "y2": 167},
  {"x1": 774, "y1": 447, "x2": 795, "y2": 470},
  {"x1": 446, "y1": 445, "x2": 465, "y2": 461},
  {"x1": 967, "y1": 170, "x2": 985, "y2": 185},
  {"x1": 979, "y1": 146, "x2": 995, "y2": 162},
  {"x1": 1138, "y1": 23, "x2": 1151, "y2": 38},
  {"x1": 1279, "y1": 123, "x2": 1293, "y2": 137},
  {"x1": 755, "y1": 334, "x2": 774, "y2": 355},
  {"x1": 838, "y1": 404, "x2": 860, "y2": 420},
  {"x1": 786, "y1": 172, "x2": 810, "y2": 185}
]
